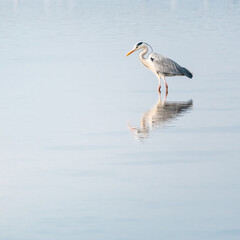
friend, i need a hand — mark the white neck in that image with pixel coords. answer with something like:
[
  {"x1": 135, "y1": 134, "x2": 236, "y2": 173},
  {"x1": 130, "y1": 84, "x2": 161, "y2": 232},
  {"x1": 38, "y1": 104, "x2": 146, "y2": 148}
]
[{"x1": 139, "y1": 46, "x2": 149, "y2": 67}]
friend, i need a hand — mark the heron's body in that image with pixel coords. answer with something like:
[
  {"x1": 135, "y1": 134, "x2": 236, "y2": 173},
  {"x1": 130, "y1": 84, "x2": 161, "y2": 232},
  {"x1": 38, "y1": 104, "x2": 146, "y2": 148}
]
[{"x1": 126, "y1": 42, "x2": 193, "y2": 92}]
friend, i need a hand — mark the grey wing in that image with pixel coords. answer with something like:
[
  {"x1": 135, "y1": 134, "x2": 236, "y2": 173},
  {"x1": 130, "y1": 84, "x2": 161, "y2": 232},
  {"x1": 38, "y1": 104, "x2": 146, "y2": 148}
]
[{"x1": 149, "y1": 53, "x2": 192, "y2": 78}]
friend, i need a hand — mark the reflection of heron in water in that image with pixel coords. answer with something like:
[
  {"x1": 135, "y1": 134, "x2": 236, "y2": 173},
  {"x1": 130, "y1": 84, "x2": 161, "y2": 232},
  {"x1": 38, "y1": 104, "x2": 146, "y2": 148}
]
[{"x1": 129, "y1": 92, "x2": 193, "y2": 139}]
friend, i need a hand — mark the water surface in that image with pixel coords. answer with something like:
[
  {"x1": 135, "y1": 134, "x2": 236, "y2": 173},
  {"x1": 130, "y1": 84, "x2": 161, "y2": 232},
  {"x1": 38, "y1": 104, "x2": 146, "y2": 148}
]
[{"x1": 0, "y1": 1, "x2": 240, "y2": 240}]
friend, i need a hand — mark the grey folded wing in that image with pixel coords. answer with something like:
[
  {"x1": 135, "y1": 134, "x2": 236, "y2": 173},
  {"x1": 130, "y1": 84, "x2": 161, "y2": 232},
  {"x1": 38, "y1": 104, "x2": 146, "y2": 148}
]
[{"x1": 149, "y1": 53, "x2": 192, "y2": 78}]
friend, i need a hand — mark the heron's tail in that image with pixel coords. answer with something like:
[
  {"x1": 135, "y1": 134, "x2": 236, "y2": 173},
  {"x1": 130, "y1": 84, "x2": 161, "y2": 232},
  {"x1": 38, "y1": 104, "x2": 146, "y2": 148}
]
[{"x1": 182, "y1": 67, "x2": 193, "y2": 79}]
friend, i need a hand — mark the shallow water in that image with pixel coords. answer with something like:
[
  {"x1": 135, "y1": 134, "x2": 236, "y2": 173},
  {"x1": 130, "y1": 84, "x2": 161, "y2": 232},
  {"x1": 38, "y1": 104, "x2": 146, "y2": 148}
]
[{"x1": 0, "y1": 1, "x2": 240, "y2": 239}]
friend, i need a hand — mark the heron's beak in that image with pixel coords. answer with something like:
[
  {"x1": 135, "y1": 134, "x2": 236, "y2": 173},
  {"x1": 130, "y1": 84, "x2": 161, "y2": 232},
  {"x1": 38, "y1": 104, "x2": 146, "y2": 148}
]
[{"x1": 126, "y1": 49, "x2": 135, "y2": 56}]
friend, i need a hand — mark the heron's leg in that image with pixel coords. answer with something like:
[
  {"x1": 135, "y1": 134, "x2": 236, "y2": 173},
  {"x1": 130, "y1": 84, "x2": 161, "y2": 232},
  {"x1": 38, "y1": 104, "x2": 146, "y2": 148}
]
[
  {"x1": 163, "y1": 90, "x2": 168, "y2": 104},
  {"x1": 158, "y1": 76, "x2": 161, "y2": 93},
  {"x1": 162, "y1": 76, "x2": 168, "y2": 92},
  {"x1": 158, "y1": 89, "x2": 162, "y2": 103}
]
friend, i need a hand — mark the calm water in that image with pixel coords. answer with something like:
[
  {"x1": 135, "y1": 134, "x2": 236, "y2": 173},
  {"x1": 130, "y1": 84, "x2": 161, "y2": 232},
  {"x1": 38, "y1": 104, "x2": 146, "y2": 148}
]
[{"x1": 0, "y1": 1, "x2": 240, "y2": 239}]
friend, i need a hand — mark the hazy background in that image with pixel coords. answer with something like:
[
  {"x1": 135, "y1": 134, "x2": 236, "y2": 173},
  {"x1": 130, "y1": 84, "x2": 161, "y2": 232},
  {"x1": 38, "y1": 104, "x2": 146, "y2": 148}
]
[{"x1": 0, "y1": 0, "x2": 240, "y2": 239}]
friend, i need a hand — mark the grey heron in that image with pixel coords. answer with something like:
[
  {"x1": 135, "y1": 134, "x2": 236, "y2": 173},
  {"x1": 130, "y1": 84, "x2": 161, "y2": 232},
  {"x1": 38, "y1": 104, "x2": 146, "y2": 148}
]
[{"x1": 126, "y1": 42, "x2": 193, "y2": 92}]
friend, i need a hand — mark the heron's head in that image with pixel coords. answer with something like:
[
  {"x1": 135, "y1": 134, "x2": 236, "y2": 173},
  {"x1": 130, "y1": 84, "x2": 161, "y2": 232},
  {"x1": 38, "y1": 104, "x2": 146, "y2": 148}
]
[{"x1": 126, "y1": 42, "x2": 146, "y2": 56}]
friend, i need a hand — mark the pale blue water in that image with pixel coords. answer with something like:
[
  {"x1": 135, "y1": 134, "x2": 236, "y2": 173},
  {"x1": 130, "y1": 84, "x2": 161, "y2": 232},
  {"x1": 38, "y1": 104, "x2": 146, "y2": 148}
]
[{"x1": 0, "y1": 1, "x2": 240, "y2": 240}]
